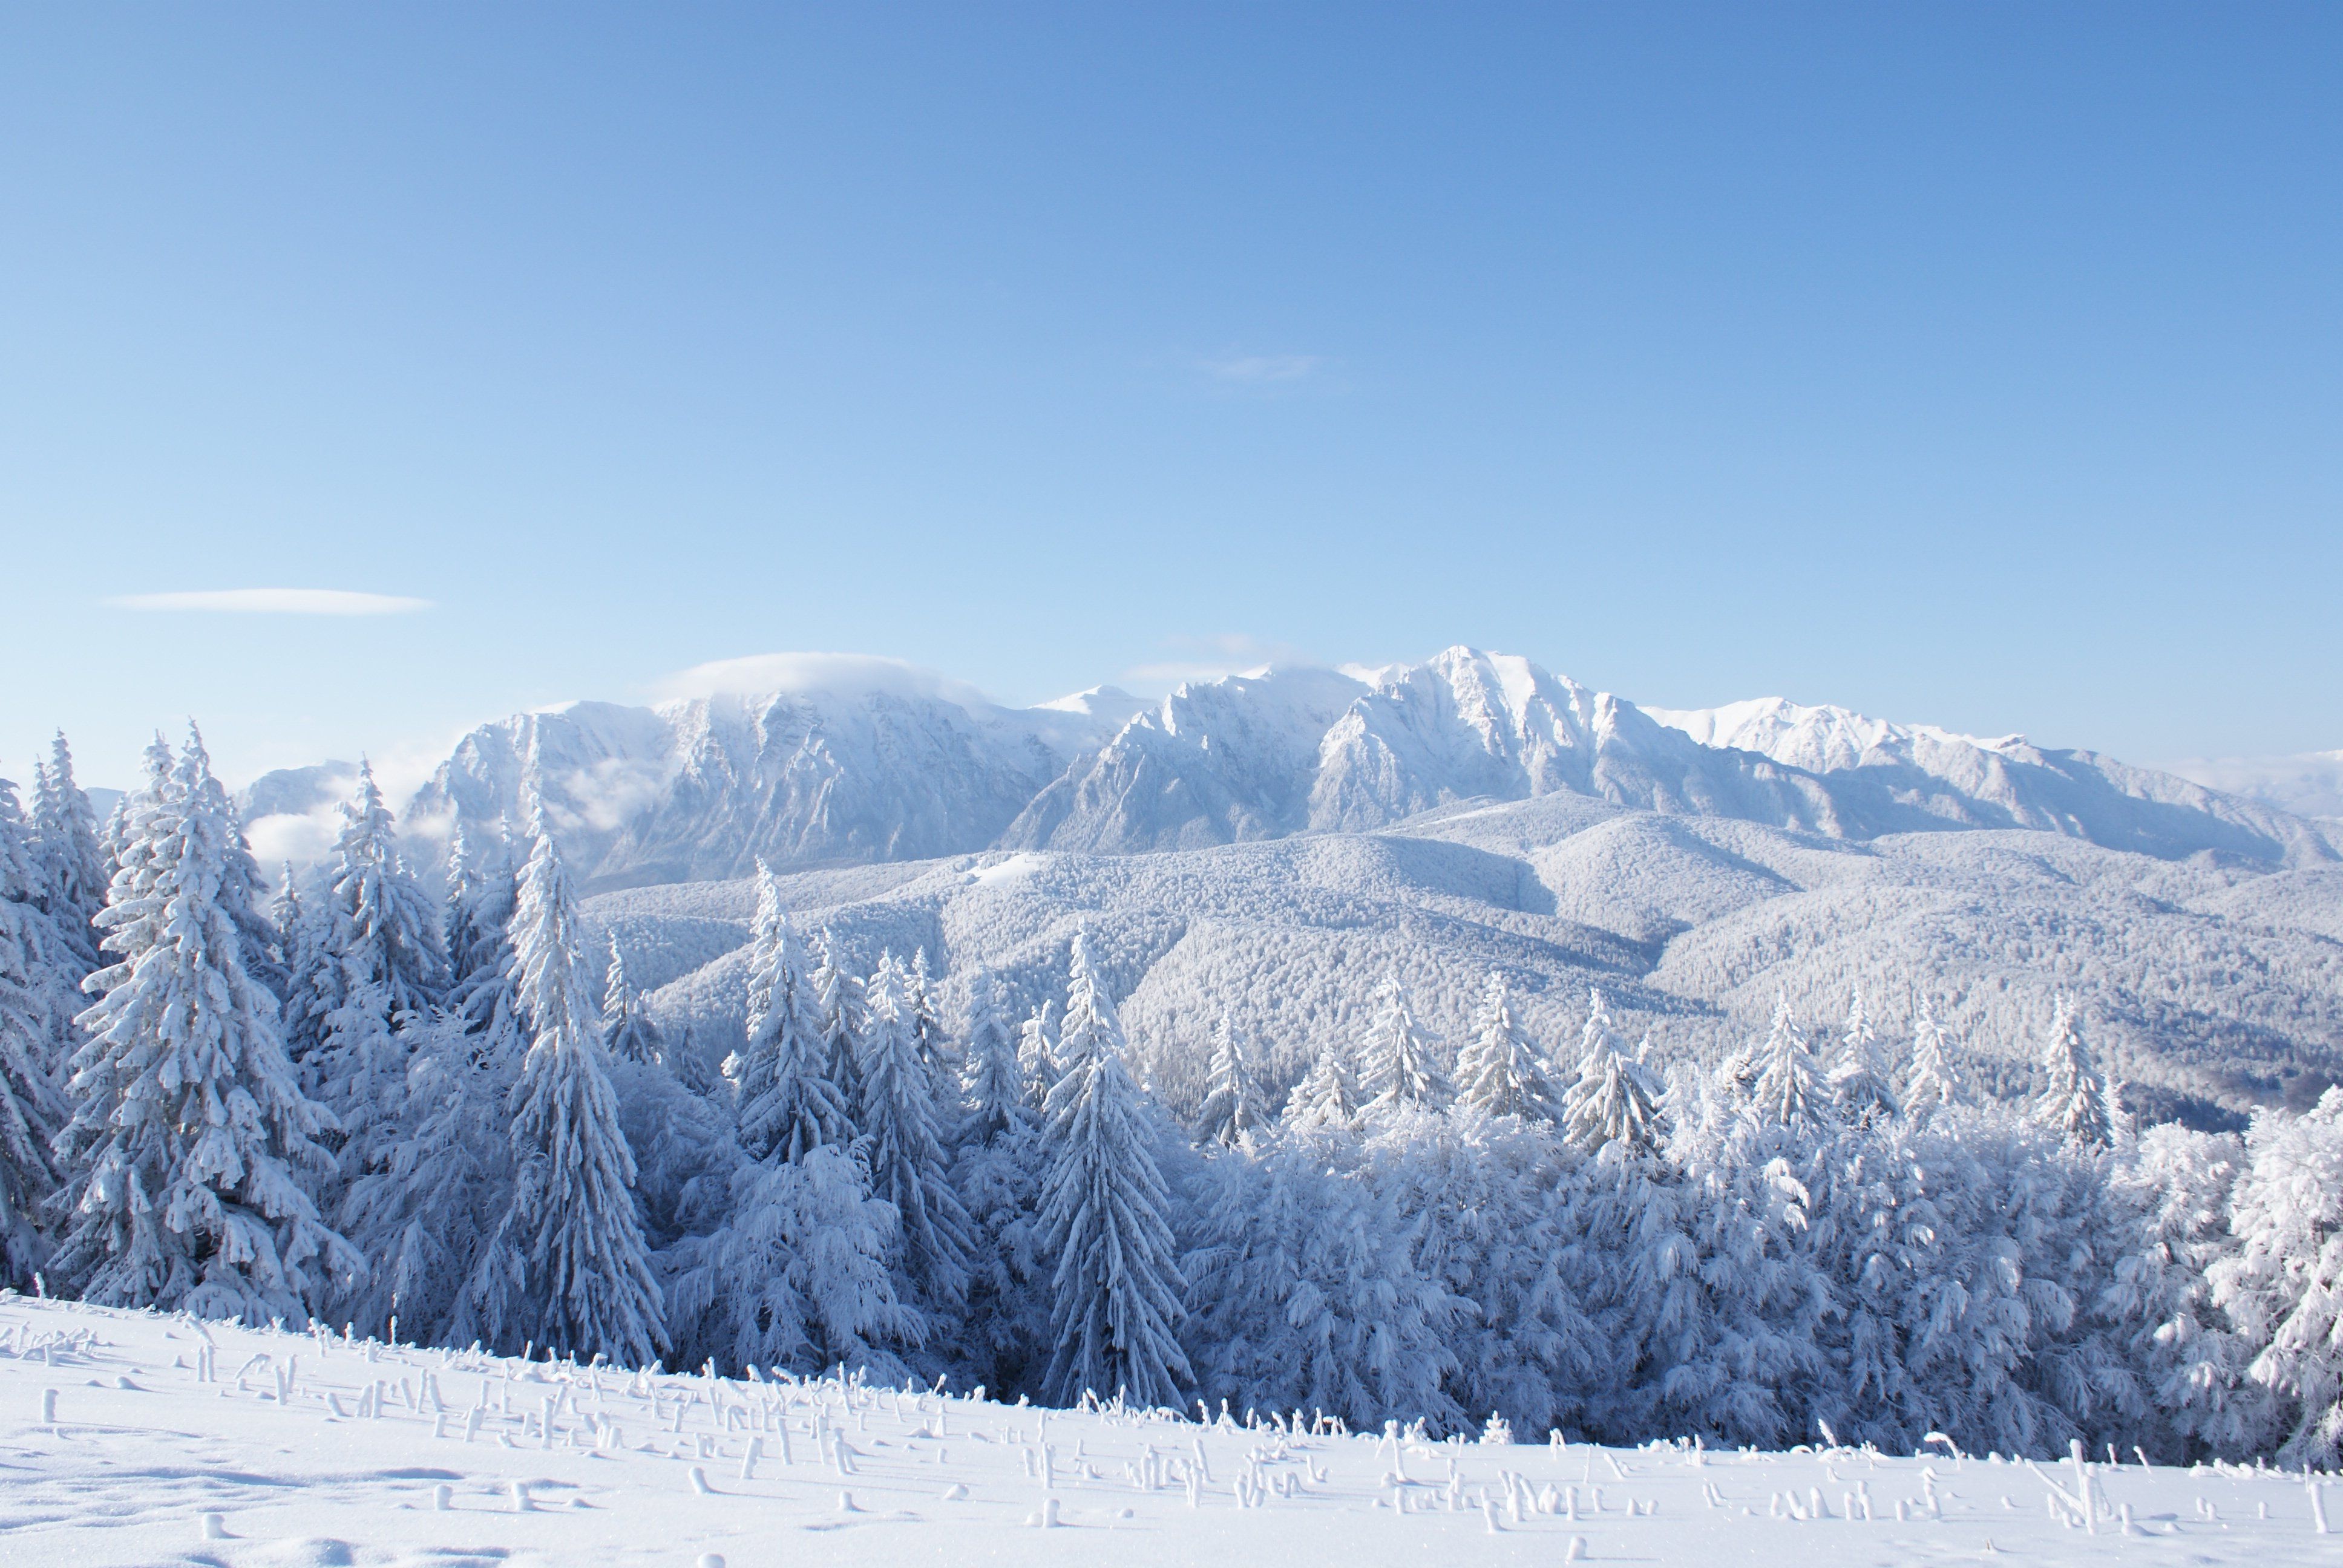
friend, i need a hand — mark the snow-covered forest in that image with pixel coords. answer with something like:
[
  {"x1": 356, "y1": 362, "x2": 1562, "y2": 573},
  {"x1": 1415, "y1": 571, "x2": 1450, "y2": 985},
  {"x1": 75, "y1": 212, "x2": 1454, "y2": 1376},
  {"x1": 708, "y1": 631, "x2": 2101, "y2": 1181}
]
[{"x1": 5, "y1": 727, "x2": 2342, "y2": 1471}]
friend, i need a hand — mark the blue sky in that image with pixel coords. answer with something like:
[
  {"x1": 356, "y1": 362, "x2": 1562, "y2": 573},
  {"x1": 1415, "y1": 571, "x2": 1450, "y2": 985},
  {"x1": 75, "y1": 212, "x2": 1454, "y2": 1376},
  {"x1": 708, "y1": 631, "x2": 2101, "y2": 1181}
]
[{"x1": 2, "y1": 4, "x2": 2336, "y2": 790}]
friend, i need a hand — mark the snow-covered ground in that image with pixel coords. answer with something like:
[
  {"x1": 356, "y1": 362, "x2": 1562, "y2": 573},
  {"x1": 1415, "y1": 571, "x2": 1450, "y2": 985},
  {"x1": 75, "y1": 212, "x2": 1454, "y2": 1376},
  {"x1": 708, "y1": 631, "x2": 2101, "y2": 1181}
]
[{"x1": 2, "y1": 1296, "x2": 2332, "y2": 1567}]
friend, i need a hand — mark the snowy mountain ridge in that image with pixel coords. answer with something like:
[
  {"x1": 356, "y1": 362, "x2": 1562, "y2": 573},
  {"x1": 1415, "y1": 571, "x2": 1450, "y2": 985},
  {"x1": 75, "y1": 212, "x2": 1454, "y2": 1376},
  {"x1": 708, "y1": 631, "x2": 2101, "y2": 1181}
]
[{"x1": 333, "y1": 645, "x2": 2335, "y2": 889}]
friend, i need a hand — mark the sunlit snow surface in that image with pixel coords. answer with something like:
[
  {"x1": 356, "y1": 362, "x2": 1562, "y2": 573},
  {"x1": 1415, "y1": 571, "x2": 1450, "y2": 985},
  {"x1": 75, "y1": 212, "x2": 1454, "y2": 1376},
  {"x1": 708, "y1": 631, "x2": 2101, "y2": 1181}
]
[{"x1": 2, "y1": 1297, "x2": 2333, "y2": 1567}]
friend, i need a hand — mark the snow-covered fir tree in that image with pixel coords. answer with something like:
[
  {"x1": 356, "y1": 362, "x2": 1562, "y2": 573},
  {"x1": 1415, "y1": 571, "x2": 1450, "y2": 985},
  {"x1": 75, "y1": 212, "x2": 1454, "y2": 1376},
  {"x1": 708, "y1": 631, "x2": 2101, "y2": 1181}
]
[
  {"x1": 1191, "y1": 1015, "x2": 1269, "y2": 1148},
  {"x1": 1827, "y1": 991, "x2": 1900, "y2": 1127},
  {"x1": 1358, "y1": 970, "x2": 1451, "y2": 1116},
  {"x1": 48, "y1": 728, "x2": 356, "y2": 1323},
  {"x1": 304, "y1": 765, "x2": 449, "y2": 1203},
  {"x1": 28, "y1": 732, "x2": 108, "y2": 975},
  {"x1": 1016, "y1": 999, "x2": 1058, "y2": 1106},
  {"x1": 2037, "y1": 996, "x2": 2115, "y2": 1150},
  {"x1": 1743, "y1": 990, "x2": 1831, "y2": 1132},
  {"x1": 666, "y1": 1141, "x2": 922, "y2": 1381},
  {"x1": 602, "y1": 936, "x2": 664, "y2": 1065},
  {"x1": 1454, "y1": 972, "x2": 1560, "y2": 1123},
  {"x1": 1904, "y1": 991, "x2": 1960, "y2": 1120},
  {"x1": 466, "y1": 818, "x2": 666, "y2": 1368},
  {"x1": 958, "y1": 970, "x2": 1027, "y2": 1143},
  {"x1": 2207, "y1": 1088, "x2": 2343, "y2": 1467},
  {"x1": 858, "y1": 951, "x2": 975, "y2": 1315},
  {"x1": 2103, "y1": 1123, "x2": 2272, "y2": 1460},
  {"x1": 905, "y1": 947, "x2": 955, "y2": 1096},
  {"x1": 726, "y1": 863, "x2": 848, "y2": 1164},
  {"x1": 1184, "y1": 1134, "x2": 1466, "y2": 1430},
  {"x1": 1283, "y1": 1038, "x2": 1362, "y2": 1132},
  {"x1": 1038, "y1": 930, "x2": 1190, "y2": 1408},
  {"x1": 810, "y1": 929, "x2": 867, "y2": 1137},
  {"x1": 1559, "y1": 989, "x2": 1665, "y2": 1157},
  {"x1": 0, "y1": 780, "x2": 67, "y2": 1285}
]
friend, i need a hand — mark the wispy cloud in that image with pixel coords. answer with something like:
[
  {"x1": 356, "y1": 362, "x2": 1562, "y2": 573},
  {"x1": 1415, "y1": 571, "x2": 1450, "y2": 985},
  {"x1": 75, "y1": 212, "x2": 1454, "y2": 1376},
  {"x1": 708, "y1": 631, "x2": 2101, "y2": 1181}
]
[
  {"x1": 649, "y1": 651, "x2": 997, "y2": 711},
  {"x1": 108, "y1": 589, "x2": 433, "y2": 616},
  {"x1": 1121, "y1": 633, "x2": 1318, "y2": 691},
  {"x1": 1198, "y1": 351, "x2": 1326, "y2": 387}
]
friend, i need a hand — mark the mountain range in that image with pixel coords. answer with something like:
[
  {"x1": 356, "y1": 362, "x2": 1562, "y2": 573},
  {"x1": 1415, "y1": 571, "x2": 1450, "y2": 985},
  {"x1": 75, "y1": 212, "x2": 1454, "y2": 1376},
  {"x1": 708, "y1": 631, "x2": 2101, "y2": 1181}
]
[
  {"x1": 237, "y1": 647, "x2": 2343, "y2": 1125},
  {"x1": 243, "y1": 645, "x2": 2334, "y2": 888}
]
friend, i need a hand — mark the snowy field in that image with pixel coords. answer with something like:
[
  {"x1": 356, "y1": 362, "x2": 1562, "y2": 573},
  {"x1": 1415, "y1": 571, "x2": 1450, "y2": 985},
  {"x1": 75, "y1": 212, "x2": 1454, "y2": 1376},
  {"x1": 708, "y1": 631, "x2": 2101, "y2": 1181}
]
[{"x1": 2, "y1": 1296, "x2": 2332, "y2": 1568}]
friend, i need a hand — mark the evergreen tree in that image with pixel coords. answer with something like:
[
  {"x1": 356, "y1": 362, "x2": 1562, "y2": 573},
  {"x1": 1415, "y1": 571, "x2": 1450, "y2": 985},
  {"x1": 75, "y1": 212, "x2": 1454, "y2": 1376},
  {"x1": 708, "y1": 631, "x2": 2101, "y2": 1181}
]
[
  {"x1": 1455, "y1": 973, "x2": 1560, "y2": 1122},
  {"x1": 309, "y1": 764, "x2": 448, "y2": 1195},
  {"x1": 1746, "y1": 990, "x2": 1830, "y2": 1132},
  {"x1": 49, "y1": 728, "x2": 356, "y2": 1323},
  {"x1": 0, "y1": 780, "x2": 67, "y2": 1285},
  {"x1": 467, "y1": 820, "x2": 666, "y2": 1368},
  {"x1": 1827, "y1": 991, "x2": 1900, "y2": 1127},
  {"x1": 1359, "y1": 970, "x2": 1451, "y2": 1116},
  {"x1": 602, "y1": 936, "x2": 664, "y2": 1066},
  {"x1": 905, "y1": 947, "x2": 956, "y2": 1096},
  {"x1": 859, "y1": 951, "x2": 975, "y2": 1312},
  {"x1": 667, "y1": 1141, "x2": 922, "y2": 1380},
  {"x1": 1038, "y1": 930, "x2": 1190, "y2": 1407},
  {"x1": 2037, "y1": 996, "x2": 2114, "y2": 1150},
  {"x1": 1904, "y1": 992, "x2": 1960, "y2": 1121},
  {"x1": 1283, "y1": 1039, "x2": 1362, "y2": 1133},
  {"x1": 2104, "y1": 1124, "x2": 2272, "y2": 1460},
  {"x1": 959, "y1": 970, "x2": 1028, "y2": 1143},
  {"x1": 1184, "y1": 1137, "x2": 1466, "y2": 1431},
  {"x1": 1016, "y1": 999, "x2": 1058, "y2": 1106},
  {"x1": 1192, "y1": 1015, "x2": 1269, "y2": 1148},
  {"x1": 726, "y1": 863, "x2": 848, "y2": 1163},
  {"x1": 810, "y1": 930, "x2": 866, "y2": 1137},
  {"x1": 28, "y1": 733, "x2": 107, "y2": 975},
  {"x1": 2207, "y1": 1089, "x2": 2343, "y2": 1467},
  {"x1": 1559, "y1": 990, "x2": 1665, "y2": 1157}
]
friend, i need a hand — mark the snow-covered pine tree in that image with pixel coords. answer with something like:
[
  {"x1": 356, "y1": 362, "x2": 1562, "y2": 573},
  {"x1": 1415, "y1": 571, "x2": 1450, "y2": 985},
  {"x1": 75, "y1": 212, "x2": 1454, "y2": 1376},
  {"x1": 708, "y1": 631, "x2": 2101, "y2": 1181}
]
[
  {"x1": 1745, "y1": 990, "x2": 1830, "y2": 1133},
  {"x1": 324, "y1": 762, "x2": 447, "y2": 1019},
  {"x1": 858, "y1": 951, "x2": 975, "y2": 1313},
  {"x1": 954, "y1": 969, "x2": 1047, "y2": 1393},
  {"x1": 1359, "y1": 970, "x2": 1452, "y2": 1116},
  {"x1": 2206, "y1": 1089, "x2": 2343, "y2": 1467},
  {"x1": 28, "y1": 732, "x2": 108, "y2": 976},
  {"x1": 1559, "y1": 989, "x2": 1665, "y2": 1157},
  {"x1": 1827, "y1": 991, "x2": 1900, "y2": 1127},
  {"x1": 727, "y1": 862, "x2": 848, "y2": 1163},
  {"x1": 2037, "y1": 996, "x2": 2115, "y2": 1150},
  {"x1": 1016, "y1": 999, "x2": 1058, "y2": 1106},
  {"x1": 1184, "y1": 1136, "x2": 1466, "y2": 1431},
  {"x1": 665, "y1": 1141, "x2": 922, "y2": 1382},
  {"x1": 309, "y1": 764, "x2": 449, "y2": 1196},
  {"x1": 1904, "y1": 992, "x2": 1960, "y2": 1121},
  {"x1": 1455, "y1": 973, "x2": 1561, "y2": 1123},
  {"x1": 905, "y1": 947, "x2": 957, "y2": 1097},
  {"x1": 960, "y1": 970, "x2": 1027, "y2": 1142},
  {"x1": 1038, "y1": 930, "x2": 1190, "y2": 1408},
  {"x1": 602, "y1": 936, "x2": 664, "y2": 1065},
  {"x1": 1191, "y1": 1015, "x2": 1270, "y2": 1148},
  {"x1": 810, "y1": 929, "x2": 866, "y2": 1137},
  {"x1": 468, "y1": 818, "x2": 666, "y2": 1368},
  {"x1": 48, "y1": 727, "x2": 356, "y2": 1323},
  {"x1": 1283, "y1": 1038, "x2": 1362, "y2": 1133},
  {"x1": 2104, "y1": 1123, "x2": 2273, "y2": 1460},
  {"x1": 0, "y1": 780, "x2": 67, "y2": 1285}
]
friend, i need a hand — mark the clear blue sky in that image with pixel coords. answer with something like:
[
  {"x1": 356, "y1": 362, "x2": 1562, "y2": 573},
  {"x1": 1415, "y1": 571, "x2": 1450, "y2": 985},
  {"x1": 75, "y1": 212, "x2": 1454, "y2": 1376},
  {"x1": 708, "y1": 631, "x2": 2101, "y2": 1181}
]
[{"x1": 3, "y1": 4, "x2": 2336, "y2": 790}]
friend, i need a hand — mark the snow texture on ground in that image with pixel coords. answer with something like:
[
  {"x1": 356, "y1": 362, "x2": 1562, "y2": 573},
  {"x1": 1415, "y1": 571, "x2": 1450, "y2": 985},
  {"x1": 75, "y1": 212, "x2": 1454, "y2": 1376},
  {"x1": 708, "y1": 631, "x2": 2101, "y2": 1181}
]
[{"x1": 1, "y1": 1296, "x2": 2333, "y2": 1567}]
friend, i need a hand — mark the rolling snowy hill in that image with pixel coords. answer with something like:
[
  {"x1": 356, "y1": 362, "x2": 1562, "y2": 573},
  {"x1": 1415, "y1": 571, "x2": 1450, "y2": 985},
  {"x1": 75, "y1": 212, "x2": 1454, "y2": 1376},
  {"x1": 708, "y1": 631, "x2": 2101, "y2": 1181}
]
[{"x1": 2, "y1": 1295, "x2": 2332, "y2": 1568}]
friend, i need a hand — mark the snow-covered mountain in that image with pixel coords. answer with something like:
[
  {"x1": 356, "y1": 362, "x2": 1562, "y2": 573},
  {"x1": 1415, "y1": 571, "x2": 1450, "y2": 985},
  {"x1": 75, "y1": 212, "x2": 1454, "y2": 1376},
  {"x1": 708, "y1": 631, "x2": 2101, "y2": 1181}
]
[{"x1": 363, "y1": 646, "x2": 2335, "y2": 889}]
